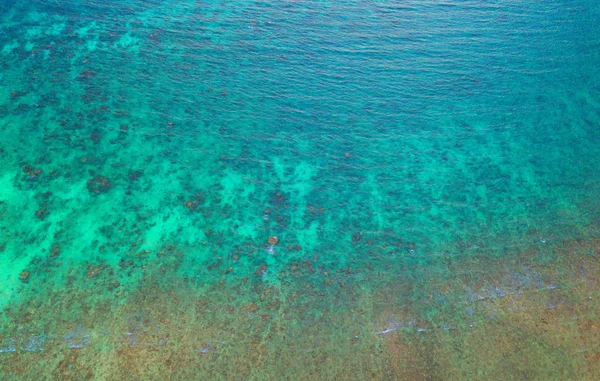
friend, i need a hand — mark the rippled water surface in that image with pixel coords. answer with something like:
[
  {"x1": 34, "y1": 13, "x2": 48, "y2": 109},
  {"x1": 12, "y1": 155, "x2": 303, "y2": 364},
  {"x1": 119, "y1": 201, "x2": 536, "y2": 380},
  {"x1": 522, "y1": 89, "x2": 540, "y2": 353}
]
[{"x1": 1, "y1": 0, "x2": 600, "y2": 379}]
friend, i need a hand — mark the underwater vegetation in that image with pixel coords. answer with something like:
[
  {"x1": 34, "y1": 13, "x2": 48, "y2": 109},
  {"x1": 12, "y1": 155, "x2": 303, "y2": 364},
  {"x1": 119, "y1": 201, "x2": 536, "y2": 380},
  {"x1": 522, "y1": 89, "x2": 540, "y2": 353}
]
[{"x1": 1, "y1": 0, "x2": 600, "y2": 379}]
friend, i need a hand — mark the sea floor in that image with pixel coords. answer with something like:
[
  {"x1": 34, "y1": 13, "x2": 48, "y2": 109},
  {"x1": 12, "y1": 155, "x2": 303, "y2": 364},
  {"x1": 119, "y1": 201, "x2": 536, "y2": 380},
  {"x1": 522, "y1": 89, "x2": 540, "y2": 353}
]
[{"x1": 1, "y1": 0, "x2": 600, "y2": 379}]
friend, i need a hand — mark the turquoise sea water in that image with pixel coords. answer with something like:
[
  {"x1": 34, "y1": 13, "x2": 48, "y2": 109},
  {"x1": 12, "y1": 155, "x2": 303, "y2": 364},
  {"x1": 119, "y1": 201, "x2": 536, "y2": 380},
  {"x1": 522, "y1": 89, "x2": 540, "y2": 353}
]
[{"x1": 1, "y1": 0, "x2": 600, "y2": 379}]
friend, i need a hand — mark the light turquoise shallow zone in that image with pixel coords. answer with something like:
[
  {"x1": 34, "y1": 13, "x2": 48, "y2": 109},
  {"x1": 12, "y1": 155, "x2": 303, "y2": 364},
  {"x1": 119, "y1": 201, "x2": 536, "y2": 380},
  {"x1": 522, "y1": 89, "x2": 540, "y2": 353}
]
[{"x1": 0, "y1": 0, "x2": 599, "y2": 376}]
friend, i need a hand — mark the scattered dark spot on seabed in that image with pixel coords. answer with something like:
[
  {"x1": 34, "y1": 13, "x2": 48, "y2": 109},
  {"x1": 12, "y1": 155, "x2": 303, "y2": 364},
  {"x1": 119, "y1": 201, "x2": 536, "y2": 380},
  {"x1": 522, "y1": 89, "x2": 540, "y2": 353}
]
[{"x1": 1, "y1": 0, "x2": 600, "y2": 379}]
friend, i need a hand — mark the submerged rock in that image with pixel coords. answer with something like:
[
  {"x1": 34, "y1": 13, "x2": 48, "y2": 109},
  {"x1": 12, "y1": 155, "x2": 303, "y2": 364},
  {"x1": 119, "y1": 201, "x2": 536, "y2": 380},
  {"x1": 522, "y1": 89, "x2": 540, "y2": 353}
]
[
  {"x1": 87, "y1": 175, "x2": 112, "y2": 194},
  {"x1": 89, "y1": 128, "x2": 102, "y2": 144},
  {"x1": 19, "y1": 271, "x2": 30, "y2": 282}
]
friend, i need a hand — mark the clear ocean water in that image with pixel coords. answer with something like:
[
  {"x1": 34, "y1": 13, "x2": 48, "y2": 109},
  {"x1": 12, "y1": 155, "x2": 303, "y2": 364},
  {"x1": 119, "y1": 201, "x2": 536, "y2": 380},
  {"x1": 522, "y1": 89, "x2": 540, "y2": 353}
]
[{"x1": 1, "y1": 0, "x2": 600, "y2": 379}]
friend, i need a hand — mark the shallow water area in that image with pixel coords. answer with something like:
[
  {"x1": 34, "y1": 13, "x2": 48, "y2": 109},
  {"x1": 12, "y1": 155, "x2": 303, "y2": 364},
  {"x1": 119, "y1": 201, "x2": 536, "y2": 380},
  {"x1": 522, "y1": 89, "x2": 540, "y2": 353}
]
[{"x1": 1, "y1": 0, "x2": 600, "y2": 379}]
